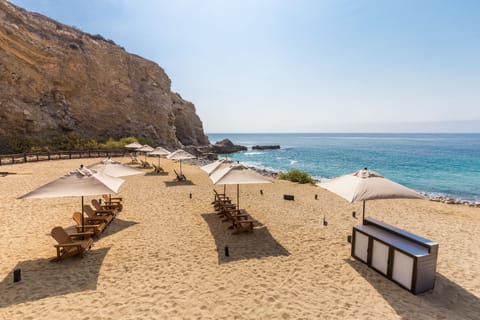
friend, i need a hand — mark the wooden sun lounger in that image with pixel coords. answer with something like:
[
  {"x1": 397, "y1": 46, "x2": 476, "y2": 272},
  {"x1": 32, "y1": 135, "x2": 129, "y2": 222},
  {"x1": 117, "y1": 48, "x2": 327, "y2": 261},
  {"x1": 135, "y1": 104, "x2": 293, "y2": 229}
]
[
  {"x1": 100, "y1": 195, "x2": 123, "y2": 212},
  {"x1": 152, "y1": 164, "x2": 164, "y2": 174},
  {"x1": 83, "y1": 205, "x2": 114, "y2": 225},
  {"x1": 216, "y1": 202, "x2": 254, "y2": 234},
  {"x1": 51, "y1": 226, "x2": 93, "y2": 261},
  {"x1": 173, "y1": 169, "x2": 186, "y2": 181},
  {"x1": 72, "y1": 211, "x2": 106, "y2": 237},
  {"x1": 91, "y1": 199, "x2": 119, "y2": 215},
  {"x1": 140, "y1": 160, "x2": 151, "y2": 168},
  {"x1": 130, "y1": 156, "x2": 139, "y2": 164}
]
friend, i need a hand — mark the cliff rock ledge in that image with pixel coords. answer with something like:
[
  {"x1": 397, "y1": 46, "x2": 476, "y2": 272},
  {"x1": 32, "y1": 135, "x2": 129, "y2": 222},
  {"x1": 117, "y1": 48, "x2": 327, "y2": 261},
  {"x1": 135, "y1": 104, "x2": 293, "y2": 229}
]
[{"x1": 0, "y1": 0, "x2": 209, "y2": 147}]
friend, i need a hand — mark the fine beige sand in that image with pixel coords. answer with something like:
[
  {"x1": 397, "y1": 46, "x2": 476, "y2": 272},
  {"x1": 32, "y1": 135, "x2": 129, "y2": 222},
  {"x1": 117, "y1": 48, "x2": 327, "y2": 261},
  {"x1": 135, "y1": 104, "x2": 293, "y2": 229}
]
[{"x1": 0, "y1": 157, "x2": 479, "y2": 320}]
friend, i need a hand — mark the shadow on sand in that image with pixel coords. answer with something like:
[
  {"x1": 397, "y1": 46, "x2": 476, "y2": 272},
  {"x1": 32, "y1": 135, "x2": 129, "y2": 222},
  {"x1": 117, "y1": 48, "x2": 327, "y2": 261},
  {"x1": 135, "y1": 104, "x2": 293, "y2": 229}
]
[
  {"x1": 164, "y1": 180, "x2": 195, "y2": 187},
  {"x1": 345, "y1": 259, "x2": 480, "y2": 319},
  {"x1": 144, "y1": 171, "x2": 169, "y2": 177},
  {"x1": 0, "y1": 247, "x2": 110, "y2": 308},
  {"x1": 202, "y1": 212, "x2": 290, "y2": 264},
  {"x1": 65, "y1": 218, "x2": 139, "y2": 240}
]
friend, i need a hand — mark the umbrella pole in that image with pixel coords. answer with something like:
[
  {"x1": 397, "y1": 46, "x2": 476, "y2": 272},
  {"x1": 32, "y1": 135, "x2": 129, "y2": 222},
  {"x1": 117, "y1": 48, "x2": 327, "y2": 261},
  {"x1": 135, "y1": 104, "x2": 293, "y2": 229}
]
[
  {"x1": 180, "y1": 160, "x2": 182, "y2": 175},
  {"x1": 81, "y1": 196, "x2": 85, "y2": 236},
  {"x1": 362, "y1": 200, "x2": 366, "y2": 224}
]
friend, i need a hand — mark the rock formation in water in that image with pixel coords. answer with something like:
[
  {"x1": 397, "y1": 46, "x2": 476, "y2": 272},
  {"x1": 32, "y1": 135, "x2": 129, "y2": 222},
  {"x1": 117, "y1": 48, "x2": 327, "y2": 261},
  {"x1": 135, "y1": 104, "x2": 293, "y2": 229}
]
[
  {"x1": 0, "y1": 0, "x2": 209, "y2": 148},
  {"x1": 212, "y1": 139, "x2": 247, "y2": 154}
]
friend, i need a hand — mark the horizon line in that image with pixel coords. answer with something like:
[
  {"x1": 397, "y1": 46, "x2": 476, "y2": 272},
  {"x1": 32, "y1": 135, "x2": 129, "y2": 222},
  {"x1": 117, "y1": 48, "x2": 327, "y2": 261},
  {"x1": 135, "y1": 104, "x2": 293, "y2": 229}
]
[{"x1": 206, "y1": 132, "x2": 480, "y2": 135}]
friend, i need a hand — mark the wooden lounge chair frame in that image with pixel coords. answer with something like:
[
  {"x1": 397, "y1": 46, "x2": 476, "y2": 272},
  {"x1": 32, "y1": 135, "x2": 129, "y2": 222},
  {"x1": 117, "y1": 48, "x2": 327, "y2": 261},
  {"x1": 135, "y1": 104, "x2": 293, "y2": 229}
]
[
  {"x1": 217, "y1": 202, "x2": 254, "y2": 234},
  {"x1": 173, "y1": 169, "x2": 186, "y2": 181},
  {"x1": 140, "y1": 159, "x2": 151, "y2": 168},
  {"x1": 100, "y1": 195, "x2": 123, "y2": 212},
  {"x1": 83, "y1": 205, "x2": 114, "y2": 225},
  {"x1": 72, "y1": 211, "x2": 106, "y2": 237},
  {"x1": 51, "y1": 226, "x2": 94, "y2": 262},
  {"x1": 91, "y1": 199, "x2": 118, "y2": 215},
  {"x1": 152, "y1": 164, "x2": 164, "y2": 174}
]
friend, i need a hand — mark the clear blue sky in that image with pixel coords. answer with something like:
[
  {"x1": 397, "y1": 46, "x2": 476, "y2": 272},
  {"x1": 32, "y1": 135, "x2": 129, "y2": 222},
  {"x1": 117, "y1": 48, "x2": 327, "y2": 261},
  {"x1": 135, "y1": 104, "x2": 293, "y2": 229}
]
[{"x1": 9, "y1": 0, "x2": 480, "y2": 133}]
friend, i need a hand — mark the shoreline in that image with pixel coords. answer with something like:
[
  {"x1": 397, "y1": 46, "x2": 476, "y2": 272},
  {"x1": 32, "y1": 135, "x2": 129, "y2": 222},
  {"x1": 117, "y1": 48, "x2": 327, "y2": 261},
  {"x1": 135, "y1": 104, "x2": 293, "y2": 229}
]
[{"x1": 190, "y1": 158, "x2": 480, "y2": 208}]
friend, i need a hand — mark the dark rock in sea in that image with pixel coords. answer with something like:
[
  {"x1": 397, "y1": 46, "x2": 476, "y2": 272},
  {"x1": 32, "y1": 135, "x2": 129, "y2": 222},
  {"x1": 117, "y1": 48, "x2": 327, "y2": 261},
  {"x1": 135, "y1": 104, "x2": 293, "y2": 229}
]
[
  {"x1": 212, "y1": 139, "x2": 247, "y2": 154},
  {"x1": 252, "y1": 145, "x2": 280, "y2": 150}
]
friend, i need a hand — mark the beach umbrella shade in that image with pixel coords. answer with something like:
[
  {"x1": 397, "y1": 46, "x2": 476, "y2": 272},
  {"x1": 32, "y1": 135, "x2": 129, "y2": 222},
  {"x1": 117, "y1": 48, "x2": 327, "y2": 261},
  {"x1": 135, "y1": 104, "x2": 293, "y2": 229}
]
[
  {"x1": 88, "y1": 158, "x2": 143, "y2": 202},
  {"x1": 167, "y1": 149, "x2": 196, "y2": 175},
  {"x1": 200, "y1": 158, "x2": 234, "y2": 175},
  {"x1": 124, "y1": 142, "x2": 143, "y2": 156},
  {"x1": 147, "y1": 147, "x2": 171, "y2": 167},
  {"x1": 136, "y1": 145, "x2": 155, "y2": 161},
  {"x1": 124, "y1": 142, "x2": 143, "y2": 149},
  {"x1": 18, "y1": 165, "x2": 124, "y2": 232},
  {"x1": 317, "y1": 168, "x2": 424, "y2": 222},
  {"x1": 200, "y1": 158, "x2": 234, "y2": 194},
  {"x1": 88, "y1": 158, "x2": 144, "y2": 177},
  {"x1": 210, "y1": 163, "x2": 272, "y2": 210}
]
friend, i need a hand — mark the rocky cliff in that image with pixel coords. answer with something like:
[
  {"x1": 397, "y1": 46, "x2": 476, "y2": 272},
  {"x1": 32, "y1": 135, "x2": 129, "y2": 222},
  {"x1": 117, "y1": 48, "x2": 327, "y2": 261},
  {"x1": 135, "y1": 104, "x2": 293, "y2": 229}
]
[{"x1": 0, "y1": 0, "x2": 209, "y2": 148}]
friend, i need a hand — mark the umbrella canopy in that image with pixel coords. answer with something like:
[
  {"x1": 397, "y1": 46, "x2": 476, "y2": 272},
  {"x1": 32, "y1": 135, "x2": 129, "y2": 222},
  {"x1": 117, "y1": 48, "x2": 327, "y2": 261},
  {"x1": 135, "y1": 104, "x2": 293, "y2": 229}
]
[
  {"x1": 167, "y1": 149, "x2": 196, "y2": 160},
  {"x1": 88, "y1": 158, "x2": 144, "y2": 177},
  {"x1": 18, "y1": 166, "x2": 124, "y2": 232},
  {"x1": 200, "y1": 158, "x2": 233, "y2": 175},
  {"x1": 136, "y1": 145, "x2": 154, "y2": 152},
  {"x1": 209, "y1": 163, "x2": 272, "y2": 210},
  {"x1": 148, "y1": 147, "x2": 171, "y2": 156},
  {"x1": 124, "y1": 142, "x2": 143, "y2": 149},
  {"x1": 136, "y1": 145, "x2": 155, "y2": 162},
  {"x1": 317, "y1": 168, "x2": 424, "y2": 222},
  {"x1": 19, "y1": 166, "x2": 124, "y2": 199},
  {"x1": 167, "y1": 149, "x2": 196, "y2": 175},
  {"x1": 148, "y1": 147, "x2": 171, "y2": 167}
]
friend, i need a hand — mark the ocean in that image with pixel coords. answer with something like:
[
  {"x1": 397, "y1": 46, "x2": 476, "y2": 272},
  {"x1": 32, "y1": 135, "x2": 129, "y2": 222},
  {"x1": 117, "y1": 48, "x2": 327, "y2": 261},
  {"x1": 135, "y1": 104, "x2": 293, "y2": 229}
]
[{"x1": 206, "y1": 133, "x2": 480, "y2": 203}]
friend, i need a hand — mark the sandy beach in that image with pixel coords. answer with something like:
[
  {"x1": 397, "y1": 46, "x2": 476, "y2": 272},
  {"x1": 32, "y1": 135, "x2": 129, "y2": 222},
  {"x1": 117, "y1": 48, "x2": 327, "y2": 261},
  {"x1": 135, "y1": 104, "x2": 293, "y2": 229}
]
[{"x1": 0, "y1": 157, "x2": 479, "y2": 320}]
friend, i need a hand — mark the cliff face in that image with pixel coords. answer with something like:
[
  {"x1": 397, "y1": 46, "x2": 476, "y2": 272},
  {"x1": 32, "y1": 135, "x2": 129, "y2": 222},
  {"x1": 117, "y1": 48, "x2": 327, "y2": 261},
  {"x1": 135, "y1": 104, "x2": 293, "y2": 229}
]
[{"x1": 0, "y1": 0, "x2": 209, "y2": 147}]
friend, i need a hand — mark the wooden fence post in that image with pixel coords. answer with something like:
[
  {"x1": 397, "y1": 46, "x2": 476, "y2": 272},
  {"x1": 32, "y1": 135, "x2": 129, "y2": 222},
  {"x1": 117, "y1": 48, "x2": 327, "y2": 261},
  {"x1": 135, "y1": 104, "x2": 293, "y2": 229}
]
[{"x1": 23, "y1": 153, "x2": 27, "y2": 163}]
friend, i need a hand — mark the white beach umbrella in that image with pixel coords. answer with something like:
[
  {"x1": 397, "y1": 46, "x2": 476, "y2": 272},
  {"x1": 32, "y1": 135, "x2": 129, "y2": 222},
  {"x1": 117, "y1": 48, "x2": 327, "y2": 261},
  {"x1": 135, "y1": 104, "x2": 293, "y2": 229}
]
[
  {"x1": 200, "y1": 158, "x2": 234, "y2": 175},
  {"x1": 167, "y1": 149, "x2": 196, "y2": 175},
  {"x1": 317, "y1": 168, "x2": 424, "y2": 222},
  {"x1": 18, "y1": 165, "x2": 124, "y2": 232},
  {"x1": 124, "y1": 142, "x2": 143, "y2": 149},
  {"x1": 210, "y1": 163, "x2": 272, "y2": 210},
  {"x1": 136, "y1": 145, "x2": 155, "y2": 161},
  {"x1": 136, "y1": 145, "x2": 154, "y2": 152},
  {"x1": 201, "y1": 158, "x2": 234, "y2": 194},
  {"x1": 88, "y1": 158, "x2": 144, "y2": 177},
  {"x1": 147, "y1": 147, "x2": 171, "y2": 167},
  {"x1": 88, "y1": 158, "x2": 143, "y2": 203}
]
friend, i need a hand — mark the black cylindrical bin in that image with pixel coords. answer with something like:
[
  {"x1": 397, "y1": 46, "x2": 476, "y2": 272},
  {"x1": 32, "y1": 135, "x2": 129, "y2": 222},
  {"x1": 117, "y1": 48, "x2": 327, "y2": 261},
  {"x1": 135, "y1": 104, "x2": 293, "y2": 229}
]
[
  {"x1": 224, "y1": 246, "x2": 229, "y2": 257},
  {"x1": 13, "y1": 268, "x2": 21, "y2": 282}
]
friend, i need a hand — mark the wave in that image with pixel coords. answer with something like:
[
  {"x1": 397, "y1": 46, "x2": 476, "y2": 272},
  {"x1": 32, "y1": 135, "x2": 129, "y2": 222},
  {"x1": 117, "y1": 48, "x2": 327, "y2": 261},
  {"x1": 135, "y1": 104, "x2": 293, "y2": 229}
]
[{"x1": 244, "y1": 151, "x2": 264, "y2": 156}]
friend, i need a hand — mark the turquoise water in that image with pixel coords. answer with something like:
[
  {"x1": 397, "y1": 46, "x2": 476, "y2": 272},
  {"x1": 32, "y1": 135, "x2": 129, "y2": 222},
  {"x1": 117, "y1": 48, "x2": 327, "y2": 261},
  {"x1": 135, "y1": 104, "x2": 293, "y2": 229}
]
[{"x1": 207, "y1": 133, "x2": 480, "y2": 202}]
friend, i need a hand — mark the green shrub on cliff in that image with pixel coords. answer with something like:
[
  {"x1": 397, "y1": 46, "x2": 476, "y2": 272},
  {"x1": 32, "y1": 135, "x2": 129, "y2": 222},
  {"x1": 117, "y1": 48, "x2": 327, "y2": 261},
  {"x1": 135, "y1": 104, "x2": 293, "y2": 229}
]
[
  {"x1": 99, "y1": 137, "x2": 137, "y2": 149},
  {"x1": 278, "y1": 169, "x2": 315, "y2": 184},
  {"x1": 0, "y1": 135, "x2": 144, "y2": 154}
]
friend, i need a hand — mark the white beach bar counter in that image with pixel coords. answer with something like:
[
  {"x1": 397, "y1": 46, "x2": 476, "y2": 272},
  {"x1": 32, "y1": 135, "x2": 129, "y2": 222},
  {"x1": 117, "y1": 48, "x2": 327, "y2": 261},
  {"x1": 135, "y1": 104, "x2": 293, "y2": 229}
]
[{"x1": 351, "y1": 217, "x2": 439, "y2": 294}]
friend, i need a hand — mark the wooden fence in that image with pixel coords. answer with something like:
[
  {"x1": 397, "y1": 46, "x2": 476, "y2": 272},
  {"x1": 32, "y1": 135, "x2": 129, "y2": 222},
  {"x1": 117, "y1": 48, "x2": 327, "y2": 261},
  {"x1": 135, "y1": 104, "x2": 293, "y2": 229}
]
[{"x1": 0, "y1": 149, "x2": 129, "y2": 166}]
